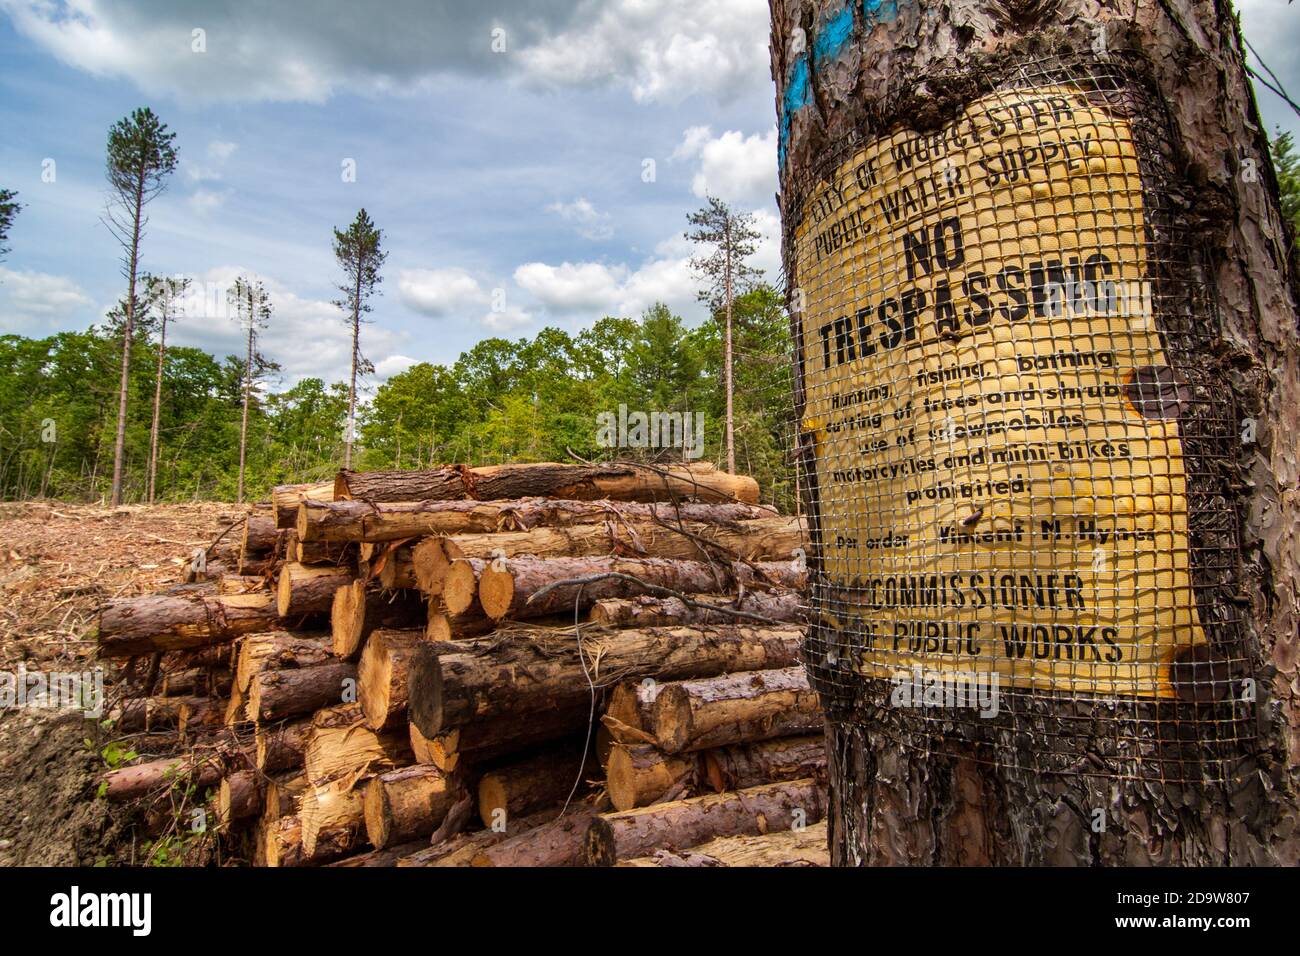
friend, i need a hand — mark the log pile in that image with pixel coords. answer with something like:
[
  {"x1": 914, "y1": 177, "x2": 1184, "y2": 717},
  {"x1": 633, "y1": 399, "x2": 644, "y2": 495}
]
[{"x1": 97, "y1": 461, "x2": 827, "y2": 866}]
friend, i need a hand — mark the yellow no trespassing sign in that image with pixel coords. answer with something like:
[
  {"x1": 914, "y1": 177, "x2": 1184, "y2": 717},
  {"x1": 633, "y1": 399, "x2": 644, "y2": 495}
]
[{"x1": 794, "y1": 85, "x2": 1205, "y2": 698}]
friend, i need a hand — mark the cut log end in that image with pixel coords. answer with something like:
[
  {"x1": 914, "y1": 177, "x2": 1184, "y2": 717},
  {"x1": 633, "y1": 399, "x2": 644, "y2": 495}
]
[
  {"x1": 443, "y1": 559, "x2": 481, "y2": 616},
  {"x1": 362, "y1": 776, "x2": 394, "y2": 851},
  {"x1": 412, "y1": 537, "x2": 454, "y2": 595},
  {"x1": 477, "y1": 563, "x2": 514, "y2": 620},
  {"x1": 331, "y1": 580, "x2": 366, "y2": 658}
]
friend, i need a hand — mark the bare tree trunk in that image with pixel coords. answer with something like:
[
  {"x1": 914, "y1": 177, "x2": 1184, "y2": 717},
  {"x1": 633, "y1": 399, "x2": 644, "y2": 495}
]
[
  {"x1": 771, "y1": 0, "x2": 1299, "y2": 865},
  {"x1": 238, "y1": 318, "x2": 253, "y2": 504},
  {"x1": 147, "y1": 309, "x2": 166, "y2": 504},
  {"x1": 723, "y1": 218, "x2": 736, "y2": 474},
  {"x1": 344, "y1": 271, "x2": 362, "y2": 470},
  {"x1": 110, "y1": 173, "x2": 145, "y2": 508}
]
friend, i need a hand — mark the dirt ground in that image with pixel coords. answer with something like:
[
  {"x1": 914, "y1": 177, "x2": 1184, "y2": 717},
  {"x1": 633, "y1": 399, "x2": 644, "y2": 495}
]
[{"x1": 0, "y1": 501, "x2": 244, "y2": 865}]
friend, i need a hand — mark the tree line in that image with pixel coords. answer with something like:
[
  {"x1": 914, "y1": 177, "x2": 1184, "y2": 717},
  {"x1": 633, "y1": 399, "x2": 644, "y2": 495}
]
[
  {"x1": 0, "y1": 291, "x2": 792, "y2": 507},
  {"x1": 1, "y1": 104, "x2": 788, "y2": 507}
]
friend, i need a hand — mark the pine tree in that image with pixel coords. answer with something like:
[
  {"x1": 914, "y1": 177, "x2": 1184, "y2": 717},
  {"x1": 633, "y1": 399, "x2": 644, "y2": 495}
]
[
  {"x1": 104, "y1": 108, "x2": 177, "y2": 506},
  {"x1": 687, "y1": 196, "x2": 763, "y2": 474},
  {"x1": 143, "y1": 275, "x2": 190, "y2": 503},
  {"x1": 228, "y1": 276, "x2": 276, "y2": 504},
  {"x1": 332, "y1": 209, "x2": 386, "y2": 470}
]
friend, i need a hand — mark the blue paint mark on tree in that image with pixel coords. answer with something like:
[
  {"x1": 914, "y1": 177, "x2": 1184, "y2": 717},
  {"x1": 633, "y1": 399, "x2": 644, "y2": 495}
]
[
  {"x1": 777, "y1": 0, "x2": 909, "y2": 168},
  {"x1": 779, "y1": 53, "x2": 811, "y2": 168},
  {"x1": 813, "y1": 3, "x2": 855, "y2": 66},
  {"x1": 863, "y1": 0, "x2": 901, "y2": 28}
]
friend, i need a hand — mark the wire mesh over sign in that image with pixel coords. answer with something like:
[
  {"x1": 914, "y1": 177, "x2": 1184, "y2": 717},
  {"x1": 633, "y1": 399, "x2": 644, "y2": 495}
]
[{"x1": 784, "y1": 56, "x2": 1255, "y2": 786}]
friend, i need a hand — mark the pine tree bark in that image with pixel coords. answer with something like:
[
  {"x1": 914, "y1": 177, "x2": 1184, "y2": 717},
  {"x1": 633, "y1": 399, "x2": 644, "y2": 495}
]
[
  {"x1": 298, "y1": 496, "x2": 777, "y2": 543},
  {"x1": 146, "y1": 305, "x2": 167, "y2": 504},
  {"x1": 333, "y1": 461, "x2": 759, "y2": 504},
  {"x1": 110, "y1": 168, "x2": 145, "y2": 508},
  {"x1": 771, "y1": 0, "x2": 1300, "y2": 864}
]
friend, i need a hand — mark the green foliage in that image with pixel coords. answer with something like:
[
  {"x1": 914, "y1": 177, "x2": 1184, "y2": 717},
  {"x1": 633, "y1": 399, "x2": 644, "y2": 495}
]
[
  {"x1": 1, "y1": 291, "x2": 796, "y2": 509},
  {"x1": 1272, "y1": 129, "x2": 1300, "y2": 241},
  {"x1": 685, "y1": 196, "x2": 764, "y2": 311},
  {"x1": 0, "y1": 187, "x2": 19, "y2": 260},
  {"x1": 105, "y1": 108, "x2": 178, "y2": 200}
]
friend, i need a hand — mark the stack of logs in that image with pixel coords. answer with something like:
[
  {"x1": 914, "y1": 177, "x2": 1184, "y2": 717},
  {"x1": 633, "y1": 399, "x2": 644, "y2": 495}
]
[{"x1": 96, "y1": 461, "x2": 829, "y2": 867}]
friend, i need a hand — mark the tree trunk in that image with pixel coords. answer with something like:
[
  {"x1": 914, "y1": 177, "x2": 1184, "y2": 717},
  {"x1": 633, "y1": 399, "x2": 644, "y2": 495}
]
[
  {"x1": 299, "y1": 496, "x2": 776, "y2": 543},
  {"x1": 411, "y1": 536, "x2": 455, "y2": 595},
  {"x1": 407, "y1": 624, "x2": 804, "y2": 738},
  {"x1": 605, "y1": 744, "x2": 700, "y2": 811},
  {"x1": 771, "y1": 0, "x2": 1300, "y2": 864},
  {"x1": 409, "y1": 711, "x2": 591, "y2": 772},
  {"x1": 300, "y1": 779, "x2": 364, "y2": 859},
  {"x1": 110, "y1": 171, "x2": 145, "y2": 508},
  {"x1": 441, "y1": 558, "x2": 485, "y2": 616},
  {"x1": 375, "y1": 544, "x2": 417, "y2": 589},
  {"x1": 703, "y1": 735, "x2": 826, "y2": 793},
  {"x1": 396, "y1": 808, "x2": 561, "y2": 866},
  {"x1": 262, "y1": 815, "x2": 310, "y2": 867},
  {"x1": 345, "y1": 297, "x2": 360, "y2": 471},
  {"x1": 330, "y1": 580, "x2": 426, "y2": 658},
  {"x1": 442, "y1": 515, "x2": 804, "y2": 566},
  {"x1": 272, "y1": 481, "x2": 334, "y2": 529},
  {"x1": 101, "y1": 743, "x2": 249, "y2": 803},
  {"x1": 648, "y1": 666, "x2": 822, "y2": 753},
  {"x1": 424, "y1": 604, "x2": 495, "y2": 643},
  {"x1": 584, "y1": 778, "x2": 825, "y2": 866},
  {"x1": 589, "y1": 589, "x2": 804, "y2": 628},
  {"x1": 333, "y1": 461, "x2": 759, "y2": 504},
  {"x1": 241, "y1": 513, "x2": 278, "y2": 558},
  {"x1": 357, "y1": 627, "x2": 425, "y2": 729},
  {"x1": 362, "y1": 764, "x2": 464, "y2": 848},
  {"x1": 303, "y1": 703, "x2": 411, "y2": 786},
  {"x1": 275, "y1": 562, "x2": 354, "y2": 617},
  {"x1": 97, "y1": 592, "x2": 284, "y2": 656},
  {"x1": 262, "y1": 770, "x2": 306, "y2": 825},
  {"x1": 255, "y1": 718, "x2": 312, "y2": 773},
  {"x1": 234, "y1": 630, "x2": 333, "y2": 695},
  {"x1": 147, "y1": 310, "x2": 166, "y2": 504},
  {"x1": 476, "y1": 748, "x2": 589, "y2": 826},
  {"x1": 471, "y1": 806, "x2": 599, "y2": 867},
  {"x1": 238, "y1": 321, "x2": 253, "y2": 504},
  {"x1": 216, "y1": 769, "x2": 265, "y2": 828},
  {"x1": 618, "y1": 822, "x2": 829, "y2": 867},
  {"x1": 246, "y1": 661, "x2": 357, "y2": 725},
  {"x1": 723, "y1": 218, "x2": 736, "y2": 474},
  {"x1": 477, "y1": 556, "x2": 805, "y2": 620}
]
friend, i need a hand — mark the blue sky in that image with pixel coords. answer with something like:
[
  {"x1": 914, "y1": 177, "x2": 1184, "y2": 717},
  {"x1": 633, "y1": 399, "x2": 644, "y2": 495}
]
[{"x1": 0, "y1": 0, "x2": 1296, "y2": 394}]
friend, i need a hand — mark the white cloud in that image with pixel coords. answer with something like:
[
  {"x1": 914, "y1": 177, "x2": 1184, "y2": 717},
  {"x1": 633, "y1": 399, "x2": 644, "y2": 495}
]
[
  {"x1": 187, "y1": 189, "x2": 229, "y2": 215},
  {"x1": 481, "y1": 303, "x2": 533, "y2": 332},
  {"x1": 1, "y1": 0, "x2": 770, "y2": 104},
  {"x1": 514, "y1": 255, "x2": 697, "y2": 323},
  {"x1": 0, "y1": 268, "x2": 94, "y2": 331},
  {"x1": 397, "y1": 267, "x2": 489, "y2": 318},
  {"x1": 547, "y1": 197, "x2": 613, "y2": 241},
  {"x1": 673, "y1": 126, "x2": 778, "y2": 206},
  {"x1": 514, "y1": 205, "x2": 783, "y2": 326},
  {"x1": 184, "y1": 139, "x2": 239, "y2": 183},
  {"x1": 374, "y1": 353, "x2": 419, "y2": 378},
  {"x1": 169, "y1": 266, "x2": 410, "y2": 386},
  {"x1": 514, "y1": 261, "x2": 627, "y2": 315},
  {"x1": 518, "y1": 0, "x2": 770, "y2": 104}
]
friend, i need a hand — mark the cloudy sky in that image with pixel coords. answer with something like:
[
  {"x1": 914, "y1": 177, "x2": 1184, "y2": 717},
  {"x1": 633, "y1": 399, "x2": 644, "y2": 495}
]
[{"x1": 0, "y1": 0, "x2": 1296, "y2": 391}]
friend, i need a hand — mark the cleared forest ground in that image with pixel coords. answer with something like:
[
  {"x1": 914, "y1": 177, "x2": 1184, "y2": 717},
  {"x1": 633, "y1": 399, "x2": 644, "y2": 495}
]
[{"x1": 0, "y1": 502, "x2": 244, "y2": 864}]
